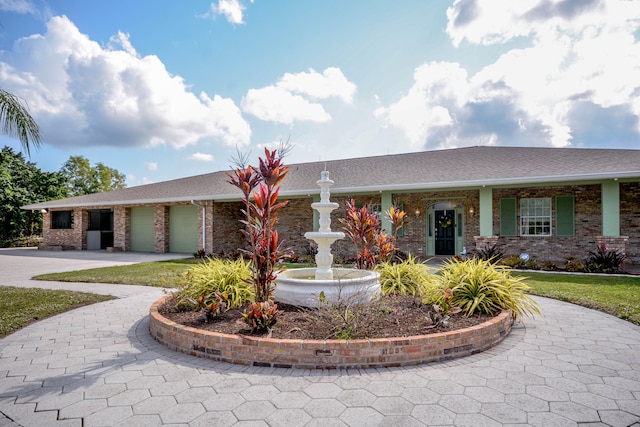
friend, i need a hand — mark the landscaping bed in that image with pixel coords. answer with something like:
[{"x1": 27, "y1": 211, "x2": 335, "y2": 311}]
[{"x1": 151, "y1": 295, "x2": 512, "y2": 369}]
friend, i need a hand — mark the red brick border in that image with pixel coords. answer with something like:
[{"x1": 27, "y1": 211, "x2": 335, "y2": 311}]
[{"x1": 149, "y1": 296, "x2": 513, "y2": 369}]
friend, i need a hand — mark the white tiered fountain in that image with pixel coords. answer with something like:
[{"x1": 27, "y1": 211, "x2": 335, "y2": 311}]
[{"x1": 275, "y1": 171, "x2": 380, "y2": 308}]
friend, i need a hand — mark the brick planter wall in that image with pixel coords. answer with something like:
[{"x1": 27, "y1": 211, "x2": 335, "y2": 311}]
[{"x1": 149, "y1": 296, "x2": 513, "y2": 369}]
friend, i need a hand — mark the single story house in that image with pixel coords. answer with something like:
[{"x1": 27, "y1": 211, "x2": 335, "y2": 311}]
[{"x1": 23, "y1": 146, "x2": 640, "y2": 266}]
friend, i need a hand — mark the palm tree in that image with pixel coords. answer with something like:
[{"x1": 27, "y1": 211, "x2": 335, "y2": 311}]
[{"x1": 0, "y1": 88, "x2": 41, "y2": 155}]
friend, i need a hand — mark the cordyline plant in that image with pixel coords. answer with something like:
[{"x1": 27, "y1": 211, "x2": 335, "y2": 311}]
[
  {"x1": 339, "y1": 200, "x2": 407, "y2": 269},
  {"x1": 227, "y1": 147, "x2": 291, "y2": 304}
]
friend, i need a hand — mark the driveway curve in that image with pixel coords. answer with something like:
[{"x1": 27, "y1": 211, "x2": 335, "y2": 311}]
[{"x1": 0, "y1": 248, "x2": 639, "y2": 426}]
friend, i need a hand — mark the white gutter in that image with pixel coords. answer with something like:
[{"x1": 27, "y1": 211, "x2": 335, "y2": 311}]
[{"x1": 190, "y1": 200, "x2": 207, "y2": 251}]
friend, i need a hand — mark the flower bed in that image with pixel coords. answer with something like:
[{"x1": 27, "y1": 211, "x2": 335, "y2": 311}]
[{"x1": 150, "y1": 295, "x2": 513, "y2": 369}]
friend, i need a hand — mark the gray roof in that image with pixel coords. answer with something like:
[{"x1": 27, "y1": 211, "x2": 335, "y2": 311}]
[{"x1": 23, "y1": 146, "x2": 640, "y2": 209}]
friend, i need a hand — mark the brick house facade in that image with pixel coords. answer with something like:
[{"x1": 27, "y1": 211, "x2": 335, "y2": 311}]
[{"x1": 25, "y1": 147, "x2": 640, "y2": 266}]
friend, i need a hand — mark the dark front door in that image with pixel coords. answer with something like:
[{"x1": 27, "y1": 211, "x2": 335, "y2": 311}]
[{"x1": 435, "y1": 209, "x2": 455, "y2": 255}]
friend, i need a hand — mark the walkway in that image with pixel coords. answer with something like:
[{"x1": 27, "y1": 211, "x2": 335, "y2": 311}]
[{"x1": 0, "y1": 248, "x2": 639, "y2": 426}]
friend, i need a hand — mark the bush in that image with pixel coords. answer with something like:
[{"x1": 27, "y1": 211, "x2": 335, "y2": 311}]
[
  {"x1": 376, "y1": 255, "x2": 437, "y2": 297},
  {"x1": 433, "y1": 258, "x2": 541, "y2": 319},
  {"x1": 501, "y1": 255, "x2": 525, "y2": 269},
  {"x1": 564, "y1": 257, "x2": 584, "y2": 272},
  {"x1": 584, "y1": 243, "x2": 626, "y2": 274},
  {"x1": 473, "y1": 243, "x2": 503, "y2": 263},
  {"x1": 540, "y1": 260, "x2": 558, "y2": 271},
  {"x1": 175, "y1": 258, "x2": 254, "y2": 311}
]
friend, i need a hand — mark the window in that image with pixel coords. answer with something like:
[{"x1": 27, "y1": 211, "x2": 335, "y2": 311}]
[
  {"x1": 51, "y1": 211, "x2": 73, "y2": 229},
  {"x1": 520, "y1": 198, "x2": 551, "y2": 236}
]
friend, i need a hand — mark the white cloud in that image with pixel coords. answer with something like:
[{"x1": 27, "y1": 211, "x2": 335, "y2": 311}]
[
  {"x1": 243, "y1": 87, "x2": 331, "y2": 125},
  {"x1": 0, "y1": 0, "x2": 36, "y2": 14},
  {"x1": 279, "y1": 68, "x2": 357, "y2": 104},
  {"x1": 377, "y1": 0, "x2": 640, "y2": 149},
  {"x1": 145, "y1": 162, "x2": 158, "y2": 171},
  {"x1": 188, "y1": 152, "x2": 215, "y2": 162},
  {"x1": 208, "y1": 0, "x2": 247, "y2": 24},
  {"x1": 0, "y1": 15, "x2": 252, "y2": 149},
  {"x1": 242, "y1": 67, "x2": 356, "y2": 124},
  {"x1": 445, "y1": 0, "x2": 608, "y2": 47}
]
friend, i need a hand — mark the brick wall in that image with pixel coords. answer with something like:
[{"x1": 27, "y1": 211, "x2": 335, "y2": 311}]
[
  {"x1": 42, "y1": 208, "x2": 84, "y2": 249},
  {"x1": 621, "y1": 182, "x2": 640, "y2": 263},
  {"x1": 493, "y1": 185, "x2": 602, "y2": 263},
  {"x1": 150, "y1": 295, "x2": 513, "y2": 369},
  {"x1": 211, "y1": 201, "x2": 246, "y2": 257},
  {"x1": 38, "y1": 182, "x2": 639, "y2": 265},
  {"x1": 113, "y1": 206, "x2": 127, "y2": 250}
]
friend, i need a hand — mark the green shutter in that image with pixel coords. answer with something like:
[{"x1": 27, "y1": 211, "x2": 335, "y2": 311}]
[
  {"x1": 556, "y1": 195, "x2": 575, "y2": 236},
  {"x1": 500, "y1": 198, "x2": 517, "y2": 236}
]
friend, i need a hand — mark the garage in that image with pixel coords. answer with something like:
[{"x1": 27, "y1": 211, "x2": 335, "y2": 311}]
[
  {"x1": 169, "y1": 205, "x2": 198, "y2": 253},
  {"x1": 130, "y1": 207, "x2": 155, "y2": 252}
]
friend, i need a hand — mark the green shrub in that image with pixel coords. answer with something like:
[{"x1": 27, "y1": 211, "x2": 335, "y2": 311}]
[
  {"x1": 501, "y1": 255, "x2": 525, "y2": 269},
  {"x1": 175, "y1": 257, "x2": 254, "y2": 310},
  {"x1": 584, "y1": 243, "x2": 626, "y2": 274},
  {"x1": 473, "y1": 243, "x2": 504, "y2": 263},
  {"x1": 433, "y1": 258, "x2": 541, "y2": 319},
  {"x1": 564, "y1": 257, "x2": 584, "y2": 272},
  {"x1": 540, "y1": 260, "x2": 558, "y2": 271},
  {"x1": 376, "y1": 255, "x2": 437, "y2": 297}
]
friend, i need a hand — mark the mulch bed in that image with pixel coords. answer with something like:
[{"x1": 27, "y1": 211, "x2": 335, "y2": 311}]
[{"x1": 159, "y1": 294, "x2": 495, "y2": 340}]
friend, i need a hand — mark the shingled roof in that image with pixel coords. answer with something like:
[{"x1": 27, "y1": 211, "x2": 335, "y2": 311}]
[{"x1": 23, "y1": 146, "x2": 640, "y2": 209}]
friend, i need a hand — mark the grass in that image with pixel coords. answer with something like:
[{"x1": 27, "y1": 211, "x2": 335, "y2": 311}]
[
  {"x1": 516, "y1": 271, "x2": 640, "y2": 326},
  {"x1": 0, "y1": 286, "x2": 114, "y2": 338},
  {"x1": 33, "y1": 258, "x2": 202, "y2": 288}
]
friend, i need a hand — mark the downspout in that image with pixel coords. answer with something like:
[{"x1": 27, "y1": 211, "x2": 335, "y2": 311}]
[{"x1": 191, "y1": 200, "x2": 206, "y2": 251}]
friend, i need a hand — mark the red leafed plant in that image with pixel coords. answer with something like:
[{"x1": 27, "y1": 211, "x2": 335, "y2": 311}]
[
  {"x1": 340, "y1": 200, "x2": 407, "y2": 268},
  {"x1": 339, "y1": 199, "x2": 381, "y2": 269},
  {"x1": 227, "y1": 147, "x2": 291, "y2": 306}
]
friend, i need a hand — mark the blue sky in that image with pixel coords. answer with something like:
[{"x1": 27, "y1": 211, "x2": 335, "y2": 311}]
[{"x1": 1, "y1": 0, "x2": 639, "y2": 186}]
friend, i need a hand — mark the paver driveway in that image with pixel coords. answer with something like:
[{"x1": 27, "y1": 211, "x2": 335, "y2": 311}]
[{"x1": 0, "y1": 248, "x2": 639, "y2": 426}]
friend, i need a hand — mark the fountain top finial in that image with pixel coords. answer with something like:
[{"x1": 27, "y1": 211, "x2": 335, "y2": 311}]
[{"x1": 319, "y1": 170, "x2": 332, "y2": 183}]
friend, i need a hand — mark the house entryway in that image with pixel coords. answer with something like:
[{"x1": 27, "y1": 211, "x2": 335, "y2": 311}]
[
  {"x1": 86, "y1": 209, "x2": 114, "y2": 250},
  {"x1": 435, "y1": 209, "x2": 456, "y2": 255},
  {"x1": 426, "y1": 202, "x2": 465, "y2": 257}
]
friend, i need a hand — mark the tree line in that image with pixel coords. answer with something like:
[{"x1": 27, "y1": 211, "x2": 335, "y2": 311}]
[{"x1": 0, "y1": 147, "x2": 126, "y2": 246}]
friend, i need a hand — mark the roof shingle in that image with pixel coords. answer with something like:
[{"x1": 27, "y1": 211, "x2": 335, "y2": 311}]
[{"x1": 23, "y1": 146, "x2": 640, "y2": 209}]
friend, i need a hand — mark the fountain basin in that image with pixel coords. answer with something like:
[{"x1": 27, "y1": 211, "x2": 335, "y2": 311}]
[{"x1": 275, "y1": 267, "x2": 380, "y2": 308}]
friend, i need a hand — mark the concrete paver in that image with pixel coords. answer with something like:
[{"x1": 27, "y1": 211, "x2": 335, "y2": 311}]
[{"x1": 1, "y1": 247, "x2": 640, "y2": 426}]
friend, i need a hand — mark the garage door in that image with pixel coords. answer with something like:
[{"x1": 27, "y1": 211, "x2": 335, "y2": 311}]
[
  {"x1": 169, "y1": 205, "x2": 198, "y2": 253},
  {"x1": 130, "y1": 207, "x2": 155, "y2": 252}
]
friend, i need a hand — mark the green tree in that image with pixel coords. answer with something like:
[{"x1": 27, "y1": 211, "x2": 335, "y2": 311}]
[
  {"x1": 0, "y1": 146, "x2": 67, "y2": 243},
  {"x1": 60, "y1": 155, "x2": 126, "y2": 196},
  {"x1": 0, "y1": 89, "x2": 42, "y2": 155}
]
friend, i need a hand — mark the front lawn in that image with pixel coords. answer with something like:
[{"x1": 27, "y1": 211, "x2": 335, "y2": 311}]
[
  {"x1": 516, "y1": 271, "x2": 640, "y2": 326},
  {"x1": 33, "y1": 258, "x2": 202, "y2": 288},
  {"x1": 0, "y1": 286, "x2": 114, "y2": 338}
]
